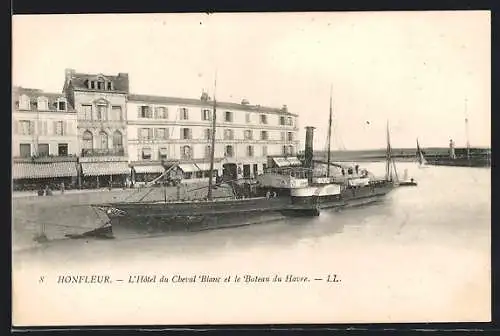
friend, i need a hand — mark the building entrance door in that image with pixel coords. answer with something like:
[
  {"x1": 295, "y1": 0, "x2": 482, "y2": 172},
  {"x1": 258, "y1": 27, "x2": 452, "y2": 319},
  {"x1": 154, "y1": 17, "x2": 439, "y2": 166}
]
[
  {"x1": 243, "y1": 164, "x2": 251, "y2": 178},
  {"x1": 223, "y1": 163, "x2": 238, "y2": 181}
]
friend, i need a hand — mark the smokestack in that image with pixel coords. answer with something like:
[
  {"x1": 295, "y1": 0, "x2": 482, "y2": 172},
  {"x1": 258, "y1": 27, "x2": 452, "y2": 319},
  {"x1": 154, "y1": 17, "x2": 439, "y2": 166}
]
[{"x1": 304, "y1": 126, "x2": 315, "y2": 169}]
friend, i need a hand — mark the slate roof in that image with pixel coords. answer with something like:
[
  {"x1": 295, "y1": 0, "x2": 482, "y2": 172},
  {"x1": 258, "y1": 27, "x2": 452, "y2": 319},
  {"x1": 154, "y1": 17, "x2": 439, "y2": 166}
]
[
  {"x1": 13, "y1": 87, "x2": 74, "y2": 112},
  {"x1": 128, "y1": 94, "x2": 296, "y2": 116},
  {"x1": 66, "y1": 70, "x2": 129, "y2": 93}
]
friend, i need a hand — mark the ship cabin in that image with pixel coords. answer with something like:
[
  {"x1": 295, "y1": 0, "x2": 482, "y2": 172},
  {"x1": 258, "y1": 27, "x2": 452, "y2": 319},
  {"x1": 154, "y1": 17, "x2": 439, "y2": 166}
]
[
  {"x1": 310, "y1": 162, "x2": 376, "y2": 188},
  {"x1": 255, "y1": 156, "x2": 311, "y2": 196}
]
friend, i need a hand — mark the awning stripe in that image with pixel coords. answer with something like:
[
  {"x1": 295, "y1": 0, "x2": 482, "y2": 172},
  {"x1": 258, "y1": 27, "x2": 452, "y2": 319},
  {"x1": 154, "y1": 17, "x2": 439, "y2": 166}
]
[
  {"x1": 195, "y1": 162, "x2": 222, "y2": 171},
  {"x1": 272, "y1": 157, "x2": 291, "y2": 167},
  {"x1": 133, "y1": 165, "x2": 165, "y2": 174},
  {"x1": 13, "y1": 162, "x2": 78, "y2": 179},
  {"x1": 286, "y1": 157, "x2": 302, "y2": 166},
  {"x1": 178, "y1": 163, "x2": 198, "y2": 172},
  {"x1": 81, "y1": 162, "x2": 130, "y2": 176}
]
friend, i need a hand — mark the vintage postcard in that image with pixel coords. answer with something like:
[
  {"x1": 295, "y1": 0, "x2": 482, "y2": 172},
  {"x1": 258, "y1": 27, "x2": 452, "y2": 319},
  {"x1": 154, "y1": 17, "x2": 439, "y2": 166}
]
[{"x1": 12, "y1": 11, "x2": 491, "y2": 326}]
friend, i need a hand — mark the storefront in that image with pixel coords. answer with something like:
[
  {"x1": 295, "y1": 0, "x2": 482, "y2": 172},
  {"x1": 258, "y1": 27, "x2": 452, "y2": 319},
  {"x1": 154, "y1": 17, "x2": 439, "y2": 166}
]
[
  {"x1": 12, "y1": 160, "x2": 78, "y2": 191},
  {"x1": 177, "y1": 161, "x2": 222, "y2": 184},
  {"x1": 80, "y1": 160, "x2": 130, "y2": 189},
  {"x1": 131, "y1": 163, "x2": 165, "y2": 185}
]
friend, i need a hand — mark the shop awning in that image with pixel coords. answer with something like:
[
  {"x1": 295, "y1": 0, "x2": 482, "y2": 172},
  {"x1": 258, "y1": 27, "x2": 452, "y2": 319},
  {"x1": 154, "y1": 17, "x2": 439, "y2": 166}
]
[
  {"x1": 13, "y1": 162, "x2": 78, "y2": 179},
  {"x1": 158, "y1": 148, "x2": 168, "y2": 155},
  {"x1": 142, "y1": 148, "x2": 152, "y2": 155},
  {"x1": 195, "y1": 162, "x2": 222, "y2": 171},
  {"x1": 272, "y1": 157, "x2": 291, "y2": 167},
  {"x1": 81, "y1": 162, "x2": 130, "y2": 176},
  {"x1": 133, "y1": 165, "x2": 165, "y2": 174},
  {"x1": 178, "y1": 163, "x2": 198, "y2": 172},
  {"x1": 286, "y1": 157, "x2": 302, "y2": 166}
]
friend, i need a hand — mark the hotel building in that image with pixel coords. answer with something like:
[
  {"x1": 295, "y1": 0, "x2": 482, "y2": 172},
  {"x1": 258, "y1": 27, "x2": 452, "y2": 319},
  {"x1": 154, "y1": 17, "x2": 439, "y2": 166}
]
[
  {"x1": 127, "y1": 92, "x2": 300, "y2": 184},
  {"x1": 62, "y1": 69, "x2": 130, "y2": 188},
  {"x1": 12, "y1": 87, "x2": 79, "y2": 190},
  {"x1": 12, "y1": 68, "x2": 301, "y2": 190}
]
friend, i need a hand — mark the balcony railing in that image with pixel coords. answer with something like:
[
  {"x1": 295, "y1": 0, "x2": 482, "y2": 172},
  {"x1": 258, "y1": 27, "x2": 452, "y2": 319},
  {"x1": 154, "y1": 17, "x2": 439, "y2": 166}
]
[{"x1": 81, "y1": 148, "x2": 125, "y2": 157}]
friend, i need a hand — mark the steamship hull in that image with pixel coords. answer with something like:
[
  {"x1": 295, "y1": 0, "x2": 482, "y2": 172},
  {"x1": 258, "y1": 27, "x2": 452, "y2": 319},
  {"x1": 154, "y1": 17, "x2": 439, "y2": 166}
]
[
  {"x1": 93, "y1": 196, "x2": 319, "y2": 233},
  {"x1": 290, "y1": 180, "x2": 394, "y2": 210}
]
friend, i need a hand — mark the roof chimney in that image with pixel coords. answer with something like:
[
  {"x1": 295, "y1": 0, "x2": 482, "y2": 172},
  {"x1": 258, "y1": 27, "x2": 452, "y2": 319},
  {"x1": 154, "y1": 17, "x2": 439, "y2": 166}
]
[
  {"x1": 65, "y1": 68, "x2": 75, "y2": 80},
  {"x1": 241, "y1": 99, "x2": 249, "y2": 105},
  {"x1": 282, "y1": 104, "x2": 288, "y2": 112},
  {"x1": 200, "y1": 91, "x2": 209, "y2": 102}
]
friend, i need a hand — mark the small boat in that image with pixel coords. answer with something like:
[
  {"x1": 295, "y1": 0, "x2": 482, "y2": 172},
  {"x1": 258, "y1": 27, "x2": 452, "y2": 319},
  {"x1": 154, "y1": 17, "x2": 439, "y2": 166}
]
[
  {"x1": 399, "y1": 179, "x2": 418, "y2": 187},
  {"x1": 64, "y1": 222, "x2": 114, "y2": 240},
  {"x1": 398, "y1": 168, "x2": 418, "y2": 187}
]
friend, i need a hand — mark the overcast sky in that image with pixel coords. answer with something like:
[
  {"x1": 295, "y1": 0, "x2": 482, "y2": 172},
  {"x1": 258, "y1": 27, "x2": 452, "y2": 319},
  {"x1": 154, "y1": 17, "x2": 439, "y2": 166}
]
[{"x1": 12, "y1": 11, "x2": 490, "y2": 150}]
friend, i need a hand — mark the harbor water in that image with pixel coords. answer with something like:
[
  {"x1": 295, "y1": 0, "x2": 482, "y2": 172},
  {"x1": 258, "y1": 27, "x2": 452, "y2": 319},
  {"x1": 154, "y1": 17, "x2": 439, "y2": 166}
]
[{"x1": 12, "y1": 162, "x2": 491, "y2": 325}]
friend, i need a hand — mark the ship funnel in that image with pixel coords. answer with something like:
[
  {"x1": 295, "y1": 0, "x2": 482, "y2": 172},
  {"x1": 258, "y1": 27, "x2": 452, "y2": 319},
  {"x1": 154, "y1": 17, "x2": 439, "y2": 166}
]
[{"x1": 304, "y1": 126, "x2": 315, "y2": 169}]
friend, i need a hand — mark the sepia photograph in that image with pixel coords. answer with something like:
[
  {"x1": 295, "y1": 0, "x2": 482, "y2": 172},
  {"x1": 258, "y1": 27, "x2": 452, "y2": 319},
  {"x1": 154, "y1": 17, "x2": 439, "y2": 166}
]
[{"x1": 12, "y1": 11, "x2": 491, "y2": 326}]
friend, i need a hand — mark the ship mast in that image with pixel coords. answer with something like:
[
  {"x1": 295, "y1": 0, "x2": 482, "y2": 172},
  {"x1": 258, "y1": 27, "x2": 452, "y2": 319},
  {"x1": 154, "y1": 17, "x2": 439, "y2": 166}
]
[
  {"x1": 326, "y1": 85, "x2": 333, "y2": 177},
  {"x1": 385, "y1": 121, "x2": 392, "y2": 181},
  {"x1": 206, "y1": 72, "x2": 218, "y2": 200}
]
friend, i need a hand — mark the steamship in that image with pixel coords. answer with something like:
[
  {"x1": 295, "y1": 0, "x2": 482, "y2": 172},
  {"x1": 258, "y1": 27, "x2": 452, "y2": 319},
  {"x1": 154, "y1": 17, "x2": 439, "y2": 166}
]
[{"x1": 256, "y1": 89, "x2": 395, "y2": 210}]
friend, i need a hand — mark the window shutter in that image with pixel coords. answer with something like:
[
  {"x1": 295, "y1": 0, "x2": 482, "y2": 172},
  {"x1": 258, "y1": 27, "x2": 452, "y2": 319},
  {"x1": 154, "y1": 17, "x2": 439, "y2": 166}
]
[
  {"x1": 29, "y1": 121, "x2": 35, "y2": 135},
  {"x1": 137, "y1": 106, "x2": 141, "y2": 118},
  {"x1": 67, "y1": 121, "x2": 72, "y2": 135},
  {"x1": 137, "y1": 128, "x2": 141, "y2": 140},
  {"x1": 43, "y1": 121, "x2": 48, "y2": 135},
  {"x1": 13, "y1": 120, "x2": 18, "y2": 134},
  {"x1": 201, "y1": 109, "x2": 204, "y2": 121},
  {"x1": 148, "y1": 128, "x2": 153, "y2": 139}
]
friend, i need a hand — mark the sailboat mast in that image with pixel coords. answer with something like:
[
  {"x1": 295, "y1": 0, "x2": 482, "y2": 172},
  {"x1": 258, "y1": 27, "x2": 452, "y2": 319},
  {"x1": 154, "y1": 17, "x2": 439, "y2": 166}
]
[
  {"x1": 385, "y1": 121, "x2": 391, "y2": 181},
  {"x1": 207, "y1": 73, "x2": 218, "y2": 200},
  {"x1": 326, "y1": 85, "x2": 333, "y2": 177}
]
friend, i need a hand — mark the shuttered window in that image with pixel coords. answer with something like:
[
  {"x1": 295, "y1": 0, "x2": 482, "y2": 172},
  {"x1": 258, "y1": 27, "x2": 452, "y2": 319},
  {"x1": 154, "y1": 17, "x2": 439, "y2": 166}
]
[{"x1": 54, "y1": 121, "x2": 64, "y2": 135}]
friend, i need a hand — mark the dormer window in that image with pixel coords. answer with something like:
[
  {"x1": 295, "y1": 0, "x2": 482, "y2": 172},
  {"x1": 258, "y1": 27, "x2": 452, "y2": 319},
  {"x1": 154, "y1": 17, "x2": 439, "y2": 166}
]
[
  {"x1": 58, "y1": 101, "x2": 66, "y2": 111},
  {"x1": 54, "y1": 98, "x2": 67, "y2": 111},
  {"x1": 107, "y1": 82, "x2": 113, "y2": 90},
  {"x1": 37, "y1": 97, "x2": 49, "y2": 110},
  {"x1": 90, "y1": 81, "x2": 95, "y2": 89},
  {"x1": 19, "y1": 94, "x2": 30, "y2": 110},
  {"x1": 97, "y1": 80, "x2": 105, "y2": 90}
]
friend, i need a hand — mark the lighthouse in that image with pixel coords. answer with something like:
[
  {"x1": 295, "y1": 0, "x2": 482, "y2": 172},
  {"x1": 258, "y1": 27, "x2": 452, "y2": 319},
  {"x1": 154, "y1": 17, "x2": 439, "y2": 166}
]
[{"x1": 449, "y1": 139, "x2": 456, "y2": 159}]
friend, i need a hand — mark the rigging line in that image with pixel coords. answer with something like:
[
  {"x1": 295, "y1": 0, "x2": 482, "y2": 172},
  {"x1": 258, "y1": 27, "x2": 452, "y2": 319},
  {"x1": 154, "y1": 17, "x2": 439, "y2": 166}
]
[{"x1": 136, "y1": 187, "x2": 156, "y2": 202}]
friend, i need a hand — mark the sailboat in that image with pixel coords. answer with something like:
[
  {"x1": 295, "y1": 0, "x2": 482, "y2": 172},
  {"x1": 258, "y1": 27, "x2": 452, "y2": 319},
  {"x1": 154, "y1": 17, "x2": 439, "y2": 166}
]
[{"x1": 416, "y1": 138, "x2": 428, "y2": 168}]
